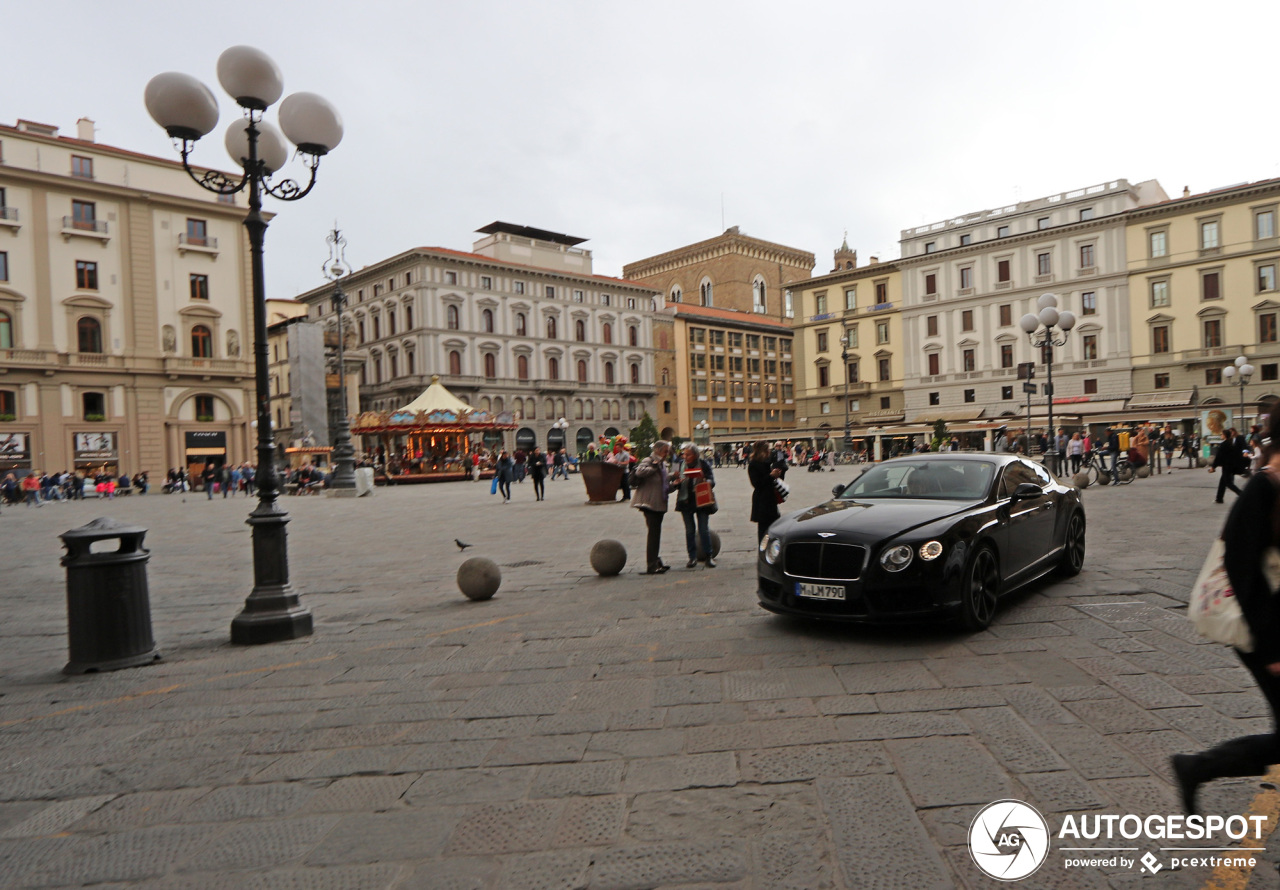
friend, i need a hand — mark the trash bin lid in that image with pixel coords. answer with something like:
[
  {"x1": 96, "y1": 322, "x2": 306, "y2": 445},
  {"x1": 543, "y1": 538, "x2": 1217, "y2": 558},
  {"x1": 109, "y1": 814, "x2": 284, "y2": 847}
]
[{"x1": 60, "y1": 516, "x2": 148, "y2": 544}]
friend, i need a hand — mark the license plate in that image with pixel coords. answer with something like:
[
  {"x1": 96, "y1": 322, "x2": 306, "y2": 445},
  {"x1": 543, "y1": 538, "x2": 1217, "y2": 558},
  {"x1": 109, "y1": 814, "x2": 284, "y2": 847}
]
[{"x1": 796, "y1": 582, "x2": 846, "y2": 601}]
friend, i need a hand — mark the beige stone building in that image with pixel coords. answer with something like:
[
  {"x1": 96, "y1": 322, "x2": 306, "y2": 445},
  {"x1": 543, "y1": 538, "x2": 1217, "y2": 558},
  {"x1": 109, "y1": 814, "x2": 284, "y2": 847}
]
[
  {"x1": 623, "y1": 226, "x2": 814, "y2": 442},
  {"x1": 0, "y1": 118, "x2": 257, "y2": 478},
  {"x1": 1125, "y1": 178, "x2": 1280, "y2": 433}
]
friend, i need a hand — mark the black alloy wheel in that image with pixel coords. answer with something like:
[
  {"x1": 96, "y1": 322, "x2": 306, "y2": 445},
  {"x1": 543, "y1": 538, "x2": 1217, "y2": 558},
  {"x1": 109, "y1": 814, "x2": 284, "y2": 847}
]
[
  {"x1": 1058, "y1": 512, "x2": 1086, "y2": 576},
  {"x1": 960, "y1": 546, "x2": 1000, "y2": 631}
]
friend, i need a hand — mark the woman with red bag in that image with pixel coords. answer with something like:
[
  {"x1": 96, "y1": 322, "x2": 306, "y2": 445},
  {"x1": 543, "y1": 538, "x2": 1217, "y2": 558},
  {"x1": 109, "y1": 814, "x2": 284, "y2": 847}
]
[
  {"x1": 748, "y1": 440, "x2": 782, "y2": 545},
  {"x1": 676, "y1": 443, "x2": 717, "y2": 568}
]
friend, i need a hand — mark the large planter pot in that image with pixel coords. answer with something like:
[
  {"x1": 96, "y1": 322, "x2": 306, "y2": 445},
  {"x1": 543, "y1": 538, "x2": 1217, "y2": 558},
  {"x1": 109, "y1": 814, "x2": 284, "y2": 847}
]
[{"x1": 581, "y1": 461, "x2": 625, "y2": 504}]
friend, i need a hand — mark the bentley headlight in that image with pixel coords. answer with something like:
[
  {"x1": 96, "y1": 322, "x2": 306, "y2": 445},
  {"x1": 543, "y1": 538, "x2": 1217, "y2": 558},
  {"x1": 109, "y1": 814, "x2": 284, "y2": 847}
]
[
  {"x1": 765, "y1": 537, "x2": 782, "y2": 564},
  {"x1": 759, "y1": 534, "x2": 770, "y2": 553},
  {"x1": 880, "y1": 544, "x2": 913, "y2": 572},
  {"x1": 919, "y1": 540, "x2": 944, "y2": 561}
]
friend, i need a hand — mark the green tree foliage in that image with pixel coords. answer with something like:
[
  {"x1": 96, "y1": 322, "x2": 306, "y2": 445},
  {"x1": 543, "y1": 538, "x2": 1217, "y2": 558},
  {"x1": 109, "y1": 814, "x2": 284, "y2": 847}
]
[{"x1": 630, "y1": 411, "x2": 658, "y2": 458}]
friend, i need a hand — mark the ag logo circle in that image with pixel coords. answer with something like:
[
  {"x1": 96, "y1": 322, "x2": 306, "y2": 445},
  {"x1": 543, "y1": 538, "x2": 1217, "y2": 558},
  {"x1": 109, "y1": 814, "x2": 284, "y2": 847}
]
[{"x1": 969, "y1": 799, "x2": 1050, "y2": 882}]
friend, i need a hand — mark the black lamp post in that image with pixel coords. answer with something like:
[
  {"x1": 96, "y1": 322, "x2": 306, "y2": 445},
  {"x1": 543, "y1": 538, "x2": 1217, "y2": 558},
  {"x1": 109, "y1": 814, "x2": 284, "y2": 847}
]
[
  {"x1": 1020, "y1": 293, "x2": 1075, "y2": 477},
  {"x1": 145, "y1": 46, "x2": 343, "y2": 644},
  {"x1": 323, "y1": 227, "x2": 357, "y2": 494},
  {"x1": 1222, "y1": 355, "x2": 1255, "y2": 432},
  {"x1": 840, "y1": 333, "x2": 851, "y2": 452}
]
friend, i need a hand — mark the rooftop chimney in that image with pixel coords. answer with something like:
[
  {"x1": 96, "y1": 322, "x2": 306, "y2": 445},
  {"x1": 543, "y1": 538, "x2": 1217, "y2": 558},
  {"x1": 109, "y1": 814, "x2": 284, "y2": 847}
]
[
  {"x1": 76, "y1": 118, "x2": 95, "y2": 142},
  {"x1": 869, "y1": 256, "x2": 879, "y2": 265},
  {"x1": 1183, "y1": 186, "x2": 1190, "y2": 198}
]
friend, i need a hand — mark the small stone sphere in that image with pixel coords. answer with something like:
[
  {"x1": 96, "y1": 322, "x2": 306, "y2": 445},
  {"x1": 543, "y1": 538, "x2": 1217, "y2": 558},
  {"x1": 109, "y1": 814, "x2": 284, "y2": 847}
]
[
  {"x1": 590, "y1": 539, "x2": 627, "y2": 576},
  {"x1": 457, "y1": 557, "x2": 501, "y2": 601},
  {"x1": 1096, "y1": 474, "x2": 1110, "y2": 486},
  {"x1": 1072, "y1": 472, "x2": 1090, "y2": 489},
  {"x1": 1136, "y1": 465, "x2": 1151, "y2": 478},
  {"x1": 696, "y1": 530, "x2": 722, "y2": 561}
]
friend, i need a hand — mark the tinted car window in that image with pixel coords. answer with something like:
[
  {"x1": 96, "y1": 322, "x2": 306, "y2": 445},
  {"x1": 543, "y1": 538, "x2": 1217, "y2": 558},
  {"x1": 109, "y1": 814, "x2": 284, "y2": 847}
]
[
  {"x1": 998, "y1": 461, "x2": 1038, "y2": 498},
  {"x1": 841, "y1": 460, "x2": 995, "y2": 500},
  {"x1": 1025, "y1": 460, "x2": 1053, "y2": 487}
]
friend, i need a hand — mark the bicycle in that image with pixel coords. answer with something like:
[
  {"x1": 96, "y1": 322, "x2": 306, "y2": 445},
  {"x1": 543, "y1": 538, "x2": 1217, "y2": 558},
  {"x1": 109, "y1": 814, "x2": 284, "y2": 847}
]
[
  {"x1": 1088, "y1": 451, "x2": 1135, "y2": 485},
  {"x1": 1076, "y1": 451, "x2": 1102, "y2": 487}
]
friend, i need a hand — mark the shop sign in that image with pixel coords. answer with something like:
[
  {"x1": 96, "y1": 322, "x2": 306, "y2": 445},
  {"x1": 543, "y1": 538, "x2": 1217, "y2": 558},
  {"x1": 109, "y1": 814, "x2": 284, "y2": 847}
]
[{"x1": 74, "y1": 431, "x2": 118, "y2": 460}]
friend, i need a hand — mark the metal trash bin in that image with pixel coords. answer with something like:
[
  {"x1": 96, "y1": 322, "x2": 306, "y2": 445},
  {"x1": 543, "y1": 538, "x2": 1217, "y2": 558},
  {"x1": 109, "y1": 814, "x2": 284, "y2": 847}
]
[{"x1": 60, "y1": 517, "x2": 160, "y2": 674}]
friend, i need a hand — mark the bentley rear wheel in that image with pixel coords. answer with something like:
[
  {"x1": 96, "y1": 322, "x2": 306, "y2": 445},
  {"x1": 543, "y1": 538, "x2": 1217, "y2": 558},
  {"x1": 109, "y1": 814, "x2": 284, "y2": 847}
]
[{"x1": 1058, "y1": 512, "x2": 1086, "y2": 577}]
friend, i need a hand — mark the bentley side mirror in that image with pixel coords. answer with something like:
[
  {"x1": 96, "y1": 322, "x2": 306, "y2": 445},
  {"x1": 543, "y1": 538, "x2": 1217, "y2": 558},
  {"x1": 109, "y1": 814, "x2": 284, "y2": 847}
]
[
  {"x1": 1012, "y1": 482, "x2": 1044, "y2": 500},
  {"x1": 832, "y1": 484, "x2": 846, "y2": 498}
]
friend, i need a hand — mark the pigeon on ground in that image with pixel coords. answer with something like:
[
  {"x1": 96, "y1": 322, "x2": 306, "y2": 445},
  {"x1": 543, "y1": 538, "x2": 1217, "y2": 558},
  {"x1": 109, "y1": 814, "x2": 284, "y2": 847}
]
[{"x1": 455, "y1": 539, "x2": 472, "y2": 551}]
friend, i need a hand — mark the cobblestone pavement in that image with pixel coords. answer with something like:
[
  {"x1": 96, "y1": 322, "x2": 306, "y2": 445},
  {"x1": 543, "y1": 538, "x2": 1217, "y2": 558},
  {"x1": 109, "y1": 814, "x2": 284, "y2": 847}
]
[{"x1": 0, "y1": 461, "x2": 1273, "y2": 888}]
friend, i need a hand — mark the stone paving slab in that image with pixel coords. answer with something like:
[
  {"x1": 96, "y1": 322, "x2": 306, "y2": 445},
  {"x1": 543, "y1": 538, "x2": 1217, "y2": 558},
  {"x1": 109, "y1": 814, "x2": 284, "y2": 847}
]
[{"x1": 0, "y1": 463, "x2": 1266, "y2": 887}]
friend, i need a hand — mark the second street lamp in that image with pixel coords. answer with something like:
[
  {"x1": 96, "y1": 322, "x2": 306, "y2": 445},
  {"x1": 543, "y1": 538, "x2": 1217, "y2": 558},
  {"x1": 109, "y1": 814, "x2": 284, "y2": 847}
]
[
  {"x1": 1020, "y1": 293, "x2": 1075, "y2": 477},
  {"x1": 1222, "y1": 354, "x2": 1255, "y2": 432},
  {"x1": 840, "y1": 333, "x2": 851, "y2": 454},
  {"x1": 324, "y1": 226, "x2": 357, "y2": 495}
]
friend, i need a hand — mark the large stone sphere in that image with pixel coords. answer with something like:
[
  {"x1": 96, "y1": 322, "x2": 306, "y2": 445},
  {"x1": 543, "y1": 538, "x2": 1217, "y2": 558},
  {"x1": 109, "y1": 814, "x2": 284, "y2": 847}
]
[
  {"x1": 590, "y1": 539, "x2": 627, "y2": 576},
  {"x1": 696, "y1": 530, "x2": 722, "y2": 561},
  {"x1": 1072, "y1": 472, "x2": 1090, "y2": 489},
  {"x1": 457, "y1": 557, "x2": 501, "y2": 601},
  {"x1": 1096, "y1": 473, "x2": 1110, "y2": 486},
  {"x1": 1136, "y1": 465, "x2": 1151, "y2": 478}
]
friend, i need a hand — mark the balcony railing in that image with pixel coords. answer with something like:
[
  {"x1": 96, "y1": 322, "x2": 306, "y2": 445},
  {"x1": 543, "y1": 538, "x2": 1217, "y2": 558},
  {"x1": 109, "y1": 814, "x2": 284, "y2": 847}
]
[
  {"x1": 0, "y1": 206, "x2": 18, "y2": 226},
  {"x1": 536, "y1": 378, "x2": 577, "y2": 392},
  {"x1": 0, "y1": 347, "x2": 52, "y2": 365},
  {"x1": 162, "y1": 356, "x2": 246, "y2": 378},
  {"x1": 60, "y1": 217, "x2": 109, "y2": 241},
  {"x1": 1180, "y1": 344, "x2": 1244, "y2": 364},
  {"x1": 178, "y1": 232, "x2": 219, "y2": 255},
  {"x1": 60, "y1": 353, "x2": 126, "y2": 369}
]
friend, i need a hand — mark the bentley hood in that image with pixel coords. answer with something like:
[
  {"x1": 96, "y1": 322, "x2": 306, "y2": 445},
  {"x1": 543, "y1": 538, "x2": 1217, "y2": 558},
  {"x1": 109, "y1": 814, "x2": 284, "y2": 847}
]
[{"x1": 773, "y1": 498, "x2": 980, "y2": 542}]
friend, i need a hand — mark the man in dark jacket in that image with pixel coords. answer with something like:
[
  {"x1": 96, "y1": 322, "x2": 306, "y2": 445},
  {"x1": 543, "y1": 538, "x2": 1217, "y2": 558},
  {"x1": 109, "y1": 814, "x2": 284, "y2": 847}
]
[{"x1": 1210, "y1": 428, "x2": 1248, "y2": 503}]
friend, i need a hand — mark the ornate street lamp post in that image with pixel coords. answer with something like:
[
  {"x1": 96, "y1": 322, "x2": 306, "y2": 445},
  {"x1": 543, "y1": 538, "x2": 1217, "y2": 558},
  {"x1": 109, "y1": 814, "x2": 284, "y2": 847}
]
[
  {"x1": 323, "y1": 227, "x2": 357, "y2": 495},
  {"x1": 840, "y1": 333, "x2": 851, "y2": 453},
  {"x1": 695, "y1": 419, "x2": 710, "y2": 447},
  {"x1": 1222, "y1": 354, "x2": 1255, "y2": 432},
  {"x1": 145, "y1": 46, "x2": 343, "y2": 644},
  {"x1": 553, "y1": 417, "x2": 570, "y2": 464},
  {"x1": 1020, "y1": 293, "x2": 1075, "y2": 477}
]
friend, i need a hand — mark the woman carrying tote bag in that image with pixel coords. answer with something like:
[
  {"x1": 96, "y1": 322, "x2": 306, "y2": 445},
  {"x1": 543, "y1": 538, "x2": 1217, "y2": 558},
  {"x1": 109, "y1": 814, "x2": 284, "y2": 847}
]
[
  {"x1": 1174, "y1": 401, "x2": 1280, "y2": 813},
  {"x1": 675, "y1": 443, "x2": 717, "y2": 569},
  {"x1": 747, "y1": 439, "x2": 782, "y2": 545}
]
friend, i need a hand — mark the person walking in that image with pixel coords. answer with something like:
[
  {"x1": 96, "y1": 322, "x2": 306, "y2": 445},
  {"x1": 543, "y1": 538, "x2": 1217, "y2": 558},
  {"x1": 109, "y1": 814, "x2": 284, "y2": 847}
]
[
  {"x1": 1210, "y1": 428, "x2": 1248, "y2": 503},
  {"x1": 1067, "y1": 432, "x2": 1084, "y2": 474},
  {"x1": 21, "y1": 471, "x2": 42, "y2": 507},
  {"x1": 1183, "y1": 432, "x2": 1199, "y2": 469},
  {"x1": 551, "y1": 448, "x2": 567, "y2": 481},
  {"x1": 631, "y1": 440, "x2": 673, "y2": 575},
  {"x1": 675, "y1": 443, "x2": 717, "y2": 568},
  {"x1": 1173, "y1": 403, "x2": 1280, "y2": 814},
  {"x1": 1105, "y1": 426, "x2": 1121, "y2": 485},
  {"x1": 495, "y1": 450, "x2": 515, "y2": 503},
  {"x1": 748, "y1": 440, "x2": 782, "y2": 544},
  {"x1": 202, "y1": 463, "x2": 217, "y2": 500},
  {"x1": 1161, "y1": 427, "x2": 1177, "y2": 473},
  {"x1": 527, "y1": 446, "x2": 548, "y2": 501}
]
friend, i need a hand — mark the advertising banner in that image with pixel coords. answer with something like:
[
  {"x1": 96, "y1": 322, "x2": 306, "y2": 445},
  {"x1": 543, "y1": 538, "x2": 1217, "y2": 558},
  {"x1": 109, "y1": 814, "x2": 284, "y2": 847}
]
[
  {"x1": 73, "y1": 431, "x2": 118, "y2": 460},
  {"x1": 0, "y1": 432, "x2": 30, "y2": 459}
]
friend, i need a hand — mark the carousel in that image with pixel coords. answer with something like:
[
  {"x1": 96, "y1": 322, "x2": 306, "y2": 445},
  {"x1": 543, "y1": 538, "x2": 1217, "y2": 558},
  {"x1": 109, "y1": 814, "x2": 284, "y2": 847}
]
[{"x1": 351, "y1": 376, "x2": 516, "y2": 483}]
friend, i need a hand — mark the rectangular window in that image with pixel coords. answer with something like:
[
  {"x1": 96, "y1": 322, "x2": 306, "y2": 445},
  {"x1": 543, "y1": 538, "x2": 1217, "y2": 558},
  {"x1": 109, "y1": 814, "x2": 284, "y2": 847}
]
[
  {"x1": 186, "y1": 218, "x2": 208, "y2": 246},
  {"x1": 924, "y1": 273, "x2": 936, "y2": 295},
  {"x1": 690, "y1": 327, "x2": 705, "y2": 343},
  {"x1": 1201, "y1": 220, "x2": 1220, "y2": 249},
  {"x1": 781, "y1": 360, "x2": 792, "y2": 376},
  {"x1": 929, "y1": 391, "x2": 940, "y2": 405},
  {"x1": 961, "y1": 309, "x2": 974, "y2": 331},
  {"x1": 925, "y1": 241, "x2": 936, "y2": 253},
  {"x1": 1081, "y1": 291, "x2": 1097, "y2": 315},
  {"x1": 815, "y1": 292, "x2": 827, "y2": 314},
  {"x1": 1204, "y1": 319, "x2": 1223, "y2": 348},
  {"x1": 763, "y1": 335, "x2": 775, "y2": 351},
  {"x1": 730, "y1": 382, "x2": 743, "y2": 399},
  {"x1": 728, "y1": 332, "x2": 742, "y2": 348},
  {"x1": 711, "y1": 380, "x2": 726, "y2": 398},
  {"x1": 72, "y1": 155, "x2": 93, "y2": 179},
  {"x1": 764, "y1": 359, "x2": 777, "y2": 375},
  {"x1": 1263, "y1": 364, "x2": 1279, "y2": 382},
  {"x1": 747, "y1": 358, "x2": 760, "y2": 374},
  {"x1": 1152, "y1": 325, "x2": 1170, "y2": 354},
  {"x1": 962, "y1": 348, "x2": 975, "y2": 372},
  {"x1": 711, "y1": 329, "x2": 726, "y2": 346},
  {"x1": 820, "y1": 401, "x2": 830, "y2": 414},
  {"x1": 926, "y1": 315, "x2": 938, "y2": 337},
  {"x1": 1079, "y1": 243, "x2": 1095, "y2": 268},
  {"x1": 845, "y1": 327, "x2": 857, "y2": 349},
  {"x1": 1202, "y1": 271, "x2": 1221, "y2": 300},
  {"x1": 1000, "y1": 344, "x2": 1013, "y2": 368},
  {"x1": 690, "y1": 353, "x2": 706, "y2": 371},
  {"x1": 1151, "y1": 280, "x2": 1170, "y2": 307},
  {"x1": 1155, "y1": 373, "x2": 1170, "y2": 389},
  {"x1": 1259, "y1": 264, "x2": 1277, "y2": 292},
  {"x1": 1261, "y1": 313, "x2": 1278, "y2": 343},
  {"x1": 960, "y1": 233, "x2": 971, "y2": 246},
  {"x1": 1082, "y1": 334, "x2": 1098, "y2": 360},
  {"x1": 964, "y1": 388, "x2": 976, "y2": 403},
  {"x1": 876, "y1": 322, "x2": 889, "y2": 344},
  {"x1": 997, "y1": 225, "x2": 1010, "y2": 238},
  {"x1": 997, "y1": 259, "x2": 1010, "y2": 282},
  {"x1": 746, "y1": 334, "x2": 760, "y2": 349},
  {"x1": 729, "y1": 356, "x2": 743, "y2": 373},
  {"x1": 545, "y1": 285, "x2": 555, "y2": 298},
  {"x1": 959, "y1": 267, "x2": 973, "y2": 289},
  {"x1": 480, "y1": 276, "x2": 492, "y2": 289},
  {"x1": 1037, "y1": 253, "x2": 1051, "y2": 275},
  {"x1": 846, "y1": 361, "x2": 858, "y2": 382},
  {"x1": 816, "y1": 331, "x2": 828, "y2": 352},
  {"x1": 514, "y1": 281, "x2": 525, "y2": 295},
  {"x1": 878, "y1": 358, "x2": 890, "y2": 381},
  {"x1": 0, "y1": 251, "x2": 7, "y2": 282},
  {"x1": 1206, "y1": 367, "x2": 1223, "y2": 385},
  {"x1": 999, "y1": 304, "x2": 1012, "y2": 326},
  {"x1": 781, "y1": 338, "x2": 792, "y2": 355},
  {"x1": 445, "y1": 271, "x2": 457, "y2": 285},
  {"x1": 75, "y1": 260, "x2": 98, "y2": 290},
  {"x1": 574, "y1": 290, "x2": 584, "y2": 303},
  {"x1": 1037, "y1": 217, "x2": 1050, "y2": 230},
  {"x1": 1149, "y1": 230, "x2": 1168, "y2": 258},
  {"x1": 875, "y1": 282, "x2": 887, "y2": 303},
  {"x1": 189, "y1": 273, "x2": 208, "y2": 301},
  {"x1": 72, "y1": 200, "x2": 95, "y2": 229},
  {"x1": 880, "y1": 396, "x2": 891, "y2": 409},
  {"x1": 1084, "y1": 378, "x2": 1098, "y2": 394},
  {"x1": 817, "y1": 366, "x2": 829, "y2": 387},
  {"x1": 1079, "y1": 207, "x2": 1094, "y2": 221},
  {"x1": 844, "y1": 287, "x2": 856, "y2": 310},
  {"x1": 1001, "y1": 385, "x2": 1013, "y2": 400},
  {"x1": 927, "y1": 353, "x2": 940, "y2": 375},
  {"x1": 1258, "y1": 210, "x2": 1276, "y2": 240},
  {"x1": 710, "y1": 354, "x2": 725, "y2": 372}
]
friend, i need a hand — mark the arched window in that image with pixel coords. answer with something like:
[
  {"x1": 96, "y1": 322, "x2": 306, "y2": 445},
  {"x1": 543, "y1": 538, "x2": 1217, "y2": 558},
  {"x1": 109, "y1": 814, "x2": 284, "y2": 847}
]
[
  {"x1": 585, "y1": 400, "x2": 594, "y2": 420},
  {"x1": 517, "y1": 354, "x2": 529, "y2": 380},
  {"x1": 574, "y1": 399, "x2": 584, "y2": 420},
  {"x1": 446, "y1": 304, "x2": 460, "y2": 330},
  {"x1": 557, "y1": 398, "x2": 566, "y2": 418},
  {"x1": 670, "y1": 286, "x2": 682, "y2": 304},
  {"x1": 0, "y1": 310, "x2": 11, "y2": 349},
  {"x1": 602, "y1": 401, "x2": 612, "y2": 420},
  {"x1": 604, "y1": 361, "x2": 615, "y2": 384},
  {"x1": 700, "y1": 279, "x2": 712, "y2": 306},
  {"x1": 388, "y1": 310, "x2": 397, "y2": 336},
  {"x1": 372, "y1": 314, "x2": 381, "y2": 340},
  {"x1": 389, "y1": 351, "x2": 398, "y2": 379},
  {"x1": 493, "y1": 396, "x2": 504, "y2": 413},
  {"x1": 544, "y1": 398, "x2": 554, "y2": 418},
  {"x1": 575, "y1": 319, "x2": 586, "y2": 341},
  {"x1": 191, "y1": 325, "x2": 212, "y2": 358},
  {"x1": 628, "y1": 400, "x2": 638, "y2": 420},
  {"x1": 406, "y1": 350, "x2": 415, "y2": 375},
  {"x1": 628, "y1": 325, "x2": 638, "y2": 347},
  {"x1": 661, "y1": 368, "x2": 669, "y2": 386},
  {"x1": 577, "y1": 359, "x2": 588, "y2": 382},
  {"x1": 483, "y1": 308, "x2": 494, "y2": 333},
  {"x1": 484, "y1": 353, "x2": 497, "y2": 379},
  {"x1": 630, "y1": 362, "x2": 640, "y2": 384},
  {"x1": 516, "y1": 313, "x2": 527, "y2": 336},
  {"x1": 526, "y1": 399, "x2": 536, "y2": 420},
  {"x1": 449, "y1": 350, "x2": 462, "y2": 376},
  {"x1": 77, "y1": 316, "x2": 102, "y2": 353},
  {"x1": 372, "y1": 355, "x2": 382, "y2": 383},
  {"x1": 753, "y1": 278, "x2": 767, "y2": 313},
  {"x1": 548, "y1": 356, "x2": 560, "y2": 380},
  {"x1": 602, "y1": 322, "x2": 612, "y2": 344},
  {"x1": 405, "y1": 304, "x2": 414, "y2": 329},
  {"x1": 546, "y1": 316, "x2": 558, "y2": 339}
]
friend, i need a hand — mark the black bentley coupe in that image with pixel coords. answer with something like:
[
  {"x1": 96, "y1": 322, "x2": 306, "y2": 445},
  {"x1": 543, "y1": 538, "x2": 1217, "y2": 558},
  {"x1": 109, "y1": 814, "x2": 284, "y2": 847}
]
[{"x1": 756, "y1": 453, "x2": 1085, "y2": 629}]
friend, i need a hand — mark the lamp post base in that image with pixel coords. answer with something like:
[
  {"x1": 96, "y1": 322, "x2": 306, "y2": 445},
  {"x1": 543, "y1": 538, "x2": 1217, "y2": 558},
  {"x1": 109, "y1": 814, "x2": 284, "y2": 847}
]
[{"x1": 230, "y1": 500, "x2": 313, "y2": 645}]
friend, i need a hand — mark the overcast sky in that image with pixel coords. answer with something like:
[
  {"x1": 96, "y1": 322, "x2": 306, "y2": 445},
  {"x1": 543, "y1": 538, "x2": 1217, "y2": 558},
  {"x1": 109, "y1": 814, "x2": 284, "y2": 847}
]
[{"x1": 8, "y1": 1, "x2": 1278, "y2": 300}]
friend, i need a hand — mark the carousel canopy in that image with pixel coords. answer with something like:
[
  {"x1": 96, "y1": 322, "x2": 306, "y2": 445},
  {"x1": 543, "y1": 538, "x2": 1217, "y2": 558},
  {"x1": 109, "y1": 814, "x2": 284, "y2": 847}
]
[
  {"x1": 352, "y1": 375, "x2": 515, "y2": 434},
  {"x1": 398, "y1": 375, "x2": 471, "y2": 415}
]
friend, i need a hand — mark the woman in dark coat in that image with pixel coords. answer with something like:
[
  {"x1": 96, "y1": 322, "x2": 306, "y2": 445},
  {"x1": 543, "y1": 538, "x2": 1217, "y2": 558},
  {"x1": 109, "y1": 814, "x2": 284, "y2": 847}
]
[
  {"x1": 748, "y1": 439, "x2": 782, "y2": 544},
  {"x1": 495, "y1": 450, "x2": 515, "y2": 503},
  {"x1": 527, "y1": 447, "x2": 548, "y2": 501},
  {"x1": 1174, "y1": 403, "x2": 1280, "y2": 813},
  {"x1": 675, "y1": 444, "x2": 716, "y2": 568}
]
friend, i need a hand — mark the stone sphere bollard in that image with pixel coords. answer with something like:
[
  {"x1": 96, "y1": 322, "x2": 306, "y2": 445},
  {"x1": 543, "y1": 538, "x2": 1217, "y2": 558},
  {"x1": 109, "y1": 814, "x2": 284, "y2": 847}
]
[
  {"x1": 457, "y1": 557, "x2": 501, "y2": 601},
  {"x1": 590, "y1": 539, "x2": 627, "y2": 576},
  {"x1": 1072, "y1": 472, "x2": 1090, "y2": 489},
  {"x1": 1136, "y1": 465, "x2": 1151, "y2": 478},
  {"x1": 1096, "y1": 473, "x2": 1110, "y2": 486},
  {"x1": 696, "y1": 530, "x2": 722, "y2": 561}
]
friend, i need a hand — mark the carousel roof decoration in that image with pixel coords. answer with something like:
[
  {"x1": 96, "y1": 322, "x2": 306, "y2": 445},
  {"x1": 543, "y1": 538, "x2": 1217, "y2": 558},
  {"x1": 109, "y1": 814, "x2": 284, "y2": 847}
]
[{"x1": 351, "y1": 375, "x2": 517, "y2": 434}]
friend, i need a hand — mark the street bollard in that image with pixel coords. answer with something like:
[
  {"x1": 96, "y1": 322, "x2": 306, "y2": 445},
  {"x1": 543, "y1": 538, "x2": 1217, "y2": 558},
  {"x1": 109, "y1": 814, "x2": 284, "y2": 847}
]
[{"x1": 60, "y1": 517, "x2": 160, "y2": 674}]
